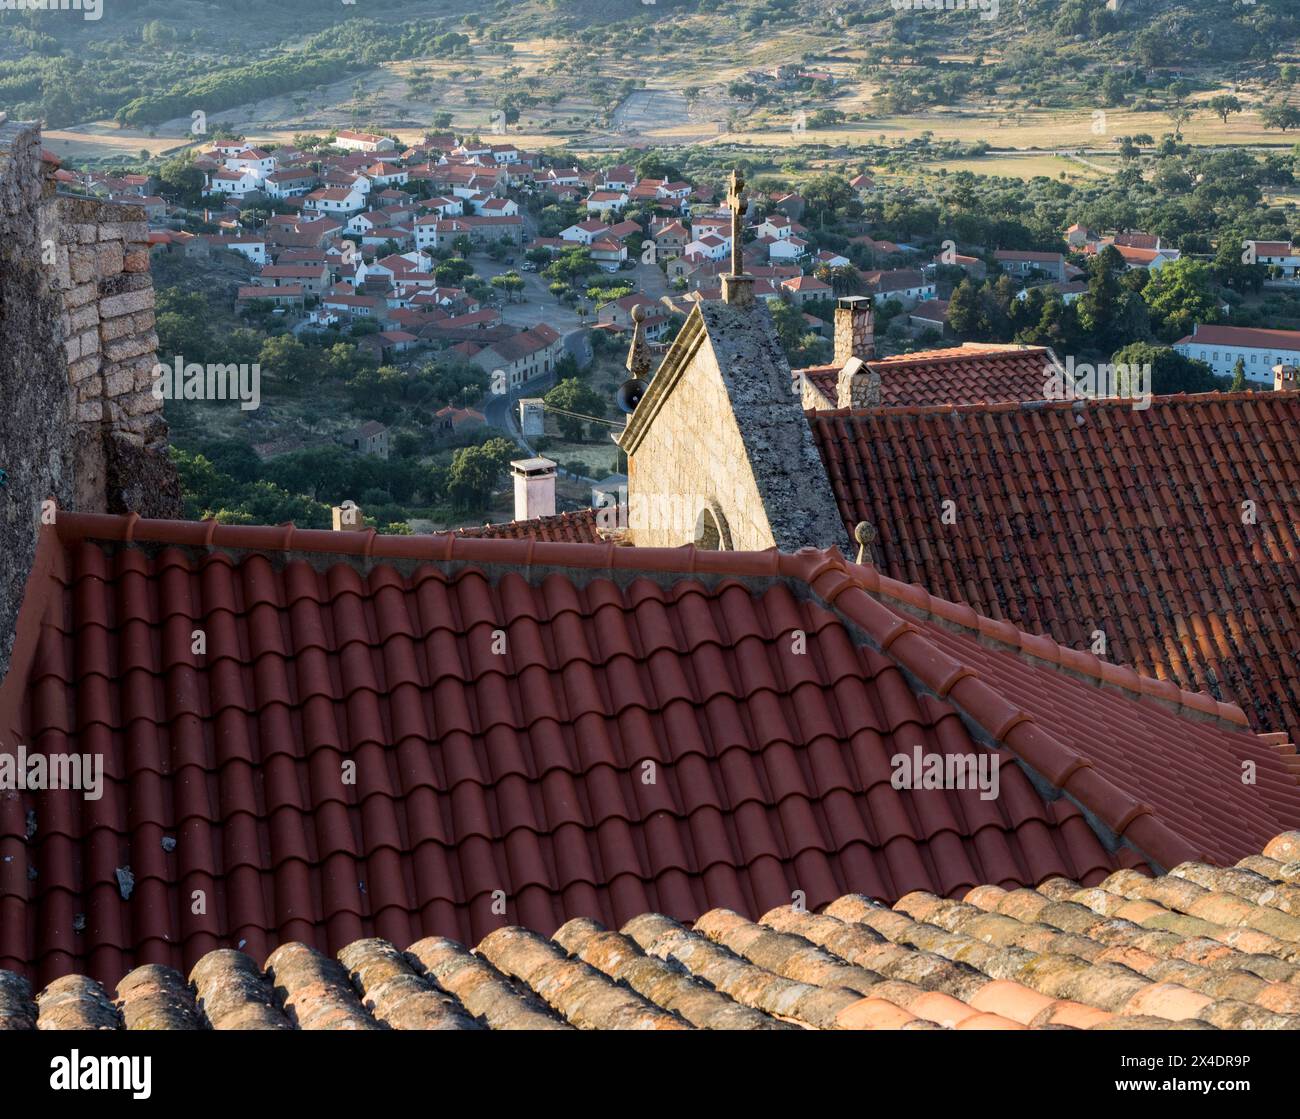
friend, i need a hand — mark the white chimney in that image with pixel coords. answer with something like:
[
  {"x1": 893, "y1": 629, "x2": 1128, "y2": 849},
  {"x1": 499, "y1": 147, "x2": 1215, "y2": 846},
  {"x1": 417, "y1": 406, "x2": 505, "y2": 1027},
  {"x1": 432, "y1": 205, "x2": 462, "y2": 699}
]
[{"x1": 511, "y1": 457, "x2": 557, "y2": 520}]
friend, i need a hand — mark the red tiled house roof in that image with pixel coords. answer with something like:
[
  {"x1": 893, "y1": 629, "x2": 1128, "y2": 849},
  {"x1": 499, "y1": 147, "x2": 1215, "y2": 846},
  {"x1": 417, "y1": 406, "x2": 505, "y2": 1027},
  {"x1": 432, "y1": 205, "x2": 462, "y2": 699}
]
[
  {"x1": 807, "y1": 392, "x2": 1300, "y2": 737},
  {"x1": 11, "y1": 831, "x2": 1300, "y2": 1031},
  {"x1": 3, "y1": 514, "x2": 1298, "y2": 988},
  {"x1": 800, "y1": 345, "x2": 1052, "y2": 408},
  {"x1": 453, "y1": 509, "x2": 601, "y2": 543}
]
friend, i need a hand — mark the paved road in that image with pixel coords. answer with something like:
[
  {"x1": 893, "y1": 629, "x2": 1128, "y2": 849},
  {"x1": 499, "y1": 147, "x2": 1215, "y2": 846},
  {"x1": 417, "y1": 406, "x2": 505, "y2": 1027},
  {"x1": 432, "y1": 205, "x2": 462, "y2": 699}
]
[{"x1": 459, "y1": 216, "x2": 676, "y2": 440}]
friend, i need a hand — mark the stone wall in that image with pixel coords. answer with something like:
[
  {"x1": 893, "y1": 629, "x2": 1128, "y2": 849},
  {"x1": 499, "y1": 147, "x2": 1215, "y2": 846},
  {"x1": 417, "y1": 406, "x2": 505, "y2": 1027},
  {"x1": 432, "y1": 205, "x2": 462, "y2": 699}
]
[
  {"x1": 623, "y1": 310, "x2": 776, "y2": 551},
  {"x1": 621, "y1": 300, "x2": 848, "y2": 555},
  {"x1": 0, "y1": 121, "x2": 179, "y2": 679}
]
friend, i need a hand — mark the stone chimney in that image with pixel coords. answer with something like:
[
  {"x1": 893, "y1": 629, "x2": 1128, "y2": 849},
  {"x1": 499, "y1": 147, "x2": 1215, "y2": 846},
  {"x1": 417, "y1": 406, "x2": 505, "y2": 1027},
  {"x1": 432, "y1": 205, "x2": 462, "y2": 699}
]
[
  {"x1": 834, "y1": 296, "x2": 875, "y2": 365},
  {"x1": 836, "y1": 357, "x2": 882, "y2": 410},
  {"x1": 332, "y1": 501, "x2": 365, "y2": 531},
  {"x1": 511, "y1": 457, "x2": 556, "y2": 520},
  {"x1": 1274, "y1": 364, "x2": 1300, "y2": 392}
]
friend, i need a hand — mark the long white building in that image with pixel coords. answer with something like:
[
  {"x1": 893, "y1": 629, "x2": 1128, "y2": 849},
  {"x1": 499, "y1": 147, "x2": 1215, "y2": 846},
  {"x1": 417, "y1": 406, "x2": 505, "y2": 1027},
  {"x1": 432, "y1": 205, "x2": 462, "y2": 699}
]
[{"x1": 1174, "y1": 324, "x2": 1300, "y2": 382}]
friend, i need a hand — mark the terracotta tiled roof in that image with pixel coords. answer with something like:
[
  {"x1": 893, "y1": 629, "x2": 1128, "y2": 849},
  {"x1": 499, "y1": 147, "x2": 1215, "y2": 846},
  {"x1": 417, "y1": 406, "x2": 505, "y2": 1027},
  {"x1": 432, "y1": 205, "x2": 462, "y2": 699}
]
[
  {"x1": 1175, "y1": 324, "x2": 1300, "y2": 350},
  {"x1": 453, "y1": 508, "x2": 601, "y2": 542},
  {"x1": 3, "y1": 514, "x2": 1297, "y2": 990},
  {"x1": 800, "y1": 345, "x2": 1052, "y2": 408},
  {"x1": 6, "y1": 832, "x2": 1300, "y2": 1030},
  {"x1": 807, "y1": 391, "x2": 1300, "y2": 737}
]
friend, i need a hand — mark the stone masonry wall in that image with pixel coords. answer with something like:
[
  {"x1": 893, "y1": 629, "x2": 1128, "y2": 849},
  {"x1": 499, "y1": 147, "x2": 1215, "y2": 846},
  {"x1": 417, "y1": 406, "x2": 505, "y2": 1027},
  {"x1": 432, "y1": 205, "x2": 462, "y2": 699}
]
[
  {"x1": 625, "y1": 318, "x2": 776, "y2": 551},
  {"x1": 0, "y1": 120, "x2": 179, "y2": 679},
  {"x1": 833, "y1": 302, "x2": 875, "y2": 366},
  {"x1": 623, "y1": 299, "x2": 849, "y2": 556}
]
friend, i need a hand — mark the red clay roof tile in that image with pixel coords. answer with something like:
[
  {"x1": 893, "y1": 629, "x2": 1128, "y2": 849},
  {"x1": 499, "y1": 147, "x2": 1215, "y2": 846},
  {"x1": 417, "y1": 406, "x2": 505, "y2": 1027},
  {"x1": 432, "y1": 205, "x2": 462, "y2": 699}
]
[
  {"x1": 1, "y1": 515, "x2": 1297, "y2": 991},
  {"x1": 808, "y1": 393, "x2": 1300, "y2": 739},
  {"x1": 800, "y1": 346, "x2": 1054, "y2": 408}
]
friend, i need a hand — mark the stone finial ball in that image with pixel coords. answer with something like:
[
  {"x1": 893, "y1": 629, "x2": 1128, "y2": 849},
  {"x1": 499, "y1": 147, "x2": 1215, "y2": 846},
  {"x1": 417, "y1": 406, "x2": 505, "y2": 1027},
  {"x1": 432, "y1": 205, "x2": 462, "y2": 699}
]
[
  {"x1": 631, "y1": 304, "x2": 646, "y2": 323},
  {"x1": 854, "y1": 521, "x2": 877, "y2": 545}
]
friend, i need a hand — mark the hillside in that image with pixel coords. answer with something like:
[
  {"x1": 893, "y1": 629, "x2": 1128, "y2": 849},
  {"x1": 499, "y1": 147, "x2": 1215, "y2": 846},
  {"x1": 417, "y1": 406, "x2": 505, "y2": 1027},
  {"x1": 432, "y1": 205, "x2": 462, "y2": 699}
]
[{"x1": 5, "y1": 0, "x2": 1298, "y2": 169}]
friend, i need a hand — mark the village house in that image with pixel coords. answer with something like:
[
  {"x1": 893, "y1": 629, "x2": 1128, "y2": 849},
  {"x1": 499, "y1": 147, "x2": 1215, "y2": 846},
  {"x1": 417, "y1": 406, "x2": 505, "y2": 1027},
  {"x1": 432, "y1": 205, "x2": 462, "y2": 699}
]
[
  {"x1": 225, "y1": 147, "x2": 276, "y2": 177},
  {"x1": 683, "y1": 234, "x2": 729, "y2": 263},
  {"x1": 111, "y1": 193, "x2": 167, "y2": 220},
  {"x1": 263, "y1": 168, "x2": 318, "y2": 199},
  {"x1": 766, "y1": 234, "x2": 810, "y2": 263},
  {"x1": 478, "y1": 196, "x2": 519, "y2": 218},
  {"x1": 756, "y1": 214, "x2": 796, "y2": 241},
  {"x1": 1247, "y1": 240, "x2": 1300, "y2": 278},
  {"x1": 600, "y1": 165, "x2": 638, "y2": 191},
  {"x1": 467, "y1": 323, "x2": 565, "y2": 389},
  {"x1": 334, "y1": 130, "x2": 397, "y2": 153},
  {"x1": 691, "y1": 215, "x2": 731, "y2": 242},
  {"x1": 597, "y1": 293, "x2": 666, "y2": 333},
  {"x1": 586, "y1": 189, "x2": 629, "y2": 214},
  {"x1": 994, "y1": 249, "x2": 1067, "y2": 283},
  {"x1": 305, "y1": 186, "x2": 367, "y2": 216},
  {"x1": 321, "y1": 291, "x2": 382, "y2": 318},
  {"x1": 780, "y1": 274, "x2": 833, "y2": 306},
  {"x1": 203, "y1": 234, "x2": 268, "y2": 265},
  {"x1": 237, "y1": 284, "x2": 305, "y2": 309},
  {"x1": 362, "y1": 162, "x2": 410, "y2": 188},
  {"x1": 589, "y1": 237, "x2": 629, "y2": 271},
  {"x1": 257, "y1": 262, "x2": 331, "y2": 294},
  {"x1": 559, "y1": 219, "x2": 611, "y2": 245},
  {"x1": 908, "y1": 298, "x2": 950, "y2": 335},
  {"x1": 770, "y1": 191, "x2": 805, "y2": 220},
  {"x1": 861, "y1": 268, "x2": 937, "y2": 309},
  {"x1": 205, "y1": 169, "x2": 261, "y2": 198},
  {"x1": 1174, "y1": 324, "x2": 1300, "y2": 380},
  {"x1": 1017, "y1": 280, "x2": 1088, "y2": 305},
  {"x1": 347, "y1": 420, "x2": 390, "y2": 459},
  {"x1": 937, "y1": 251, "x2": 987, "y2": 280},
  {"x1": 435, "y1": 405, "x2": 486, "y2": 434},
  {"x1": 814, "y1": 249, "x2": 851, "y2": 270},
  {"x1": 653, "y1": 221, "x2": 690, "y2": 260},
  {"x1": 1065, "y1": 222, "x2": 1097, "y2": 250}
]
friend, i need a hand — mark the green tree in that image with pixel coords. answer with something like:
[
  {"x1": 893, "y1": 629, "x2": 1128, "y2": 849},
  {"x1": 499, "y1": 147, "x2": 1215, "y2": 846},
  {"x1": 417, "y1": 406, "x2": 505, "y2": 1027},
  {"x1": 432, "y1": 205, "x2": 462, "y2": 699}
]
[
  {"x1": 158, "y1": 152, "x2": 205, "y2": 203},
  {"x1": 1078, "y1": 245, "x2": 1125, "y2": 351},
  {"x1": 435, "y1": 257, "x2": 475, "y2": 285},
  {"x1": 946, "y1": 279, "x2": 983, "y2": 340},
  {"x1": 263, "y1": 445, "x2": 357, "y2": 503},
  {"x1": 1262, "y1": 106, "x2": 1300, "y2": 133},
  {"x1": 1100, "y1": 72, "x2": 1127, "y2": 108},
  {"x1": 1141, "y1": 259, "x2": 1219, "y2": 341},
  {"x1": 1230, "y1": 357, "x2": 1246, "y2": 392},
  {"x1": 155, "y1": 290, "x2": 214, "y2": 362},
  {"x1": 490, "y1": 271, "x2": 526, "y2": 302},
  {"x1": 1207, "y1": 95, "x2": 1243, "y2": 126},
  {"x1": 1111, "y1": 342, "x2": 1219, "y2": 396},
  {"x1": 258, "y1": 334, "x2": 314, "y2": 384},
  {"x1": 447, "y1": 437, "x2": 515, "y2": 510},
  {"x1": 544, "y1": 378, "x2": 607, "y2": 440}
]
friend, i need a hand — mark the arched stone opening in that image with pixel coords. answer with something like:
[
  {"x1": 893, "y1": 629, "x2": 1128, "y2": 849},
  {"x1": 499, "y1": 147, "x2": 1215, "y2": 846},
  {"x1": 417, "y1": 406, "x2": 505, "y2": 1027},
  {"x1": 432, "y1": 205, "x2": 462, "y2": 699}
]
[{"x1": 693, "y1": 502, "x2": 732, "y2": 551}]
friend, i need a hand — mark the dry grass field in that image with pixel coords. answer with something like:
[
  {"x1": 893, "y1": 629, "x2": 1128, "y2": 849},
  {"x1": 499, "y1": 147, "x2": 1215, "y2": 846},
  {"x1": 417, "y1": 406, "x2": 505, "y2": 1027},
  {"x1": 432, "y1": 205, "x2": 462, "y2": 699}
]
[{"x1": 42, "y1": 22, "x2": 1297, "y2": 173}]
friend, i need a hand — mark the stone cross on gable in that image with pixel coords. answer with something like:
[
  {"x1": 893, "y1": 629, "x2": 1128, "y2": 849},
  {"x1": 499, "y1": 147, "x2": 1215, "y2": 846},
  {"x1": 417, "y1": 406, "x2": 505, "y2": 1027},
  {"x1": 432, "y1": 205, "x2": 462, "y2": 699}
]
[{"x1": 727, "y1": 168, "x2": 746, "y2": 277}]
